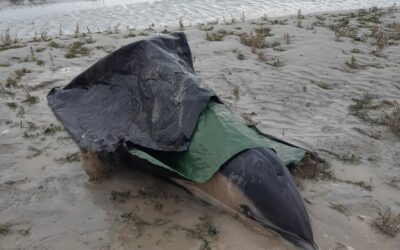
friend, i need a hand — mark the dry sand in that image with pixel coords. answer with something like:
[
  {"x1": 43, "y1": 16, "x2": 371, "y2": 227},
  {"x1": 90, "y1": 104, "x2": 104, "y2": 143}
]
[{"x1": 1, "y1": 5, "x2": 400, "y2": 250}]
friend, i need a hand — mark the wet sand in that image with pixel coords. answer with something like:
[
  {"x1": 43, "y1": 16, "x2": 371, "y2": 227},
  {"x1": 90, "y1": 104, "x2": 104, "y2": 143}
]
[{"x1": 1, "y1": 5, "x2": 400, "y2": 250}]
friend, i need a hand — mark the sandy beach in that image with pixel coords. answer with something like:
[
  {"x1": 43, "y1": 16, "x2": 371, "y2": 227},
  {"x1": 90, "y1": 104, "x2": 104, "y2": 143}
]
[{"x1": 1, "y1": 4, "x2": 400, "y2": 250}]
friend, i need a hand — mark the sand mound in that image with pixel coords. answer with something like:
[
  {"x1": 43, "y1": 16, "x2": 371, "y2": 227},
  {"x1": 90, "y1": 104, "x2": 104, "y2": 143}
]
[{"x1": 81, "y1": 151, "x2": 113, "y2": 180}]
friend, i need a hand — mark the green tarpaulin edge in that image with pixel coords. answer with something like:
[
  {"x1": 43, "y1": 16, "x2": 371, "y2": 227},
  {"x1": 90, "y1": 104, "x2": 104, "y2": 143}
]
[{"x1": 129, "y1": 102, "x2": 305, "y2": 183}]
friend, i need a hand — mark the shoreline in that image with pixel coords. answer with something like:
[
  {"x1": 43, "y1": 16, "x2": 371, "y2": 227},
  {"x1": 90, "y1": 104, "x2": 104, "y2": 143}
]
[
  {"x1": 1, "y1": 4, "x2": 398, "y2": 43},
  {"x1": 1, "y1": 5, "x2": 400, "y2": 250},
  {"x1": 0, "y1": 0, "x2": 398, "y2": 38}
]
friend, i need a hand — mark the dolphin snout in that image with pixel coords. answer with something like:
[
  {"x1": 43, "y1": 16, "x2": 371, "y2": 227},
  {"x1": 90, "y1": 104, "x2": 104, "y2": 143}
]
[{"x1": 220, "y1": 147, "x2": 317, "y2": 250}]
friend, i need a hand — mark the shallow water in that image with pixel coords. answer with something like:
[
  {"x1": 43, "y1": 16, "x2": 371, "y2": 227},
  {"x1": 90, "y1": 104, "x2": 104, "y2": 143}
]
[{"x1": 0, "y1": 0, "x2": 398, "y2": 38}]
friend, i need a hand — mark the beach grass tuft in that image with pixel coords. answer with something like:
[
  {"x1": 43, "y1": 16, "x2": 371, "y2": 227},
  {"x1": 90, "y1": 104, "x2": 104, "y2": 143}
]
[
  {"x1": 21, "y1": 85, "x2": 39, "y2": 105},
  {"x1": 0, "y1": 63, "x2": 10, "y2": 67},
  {"x1": 48, "y1": 40, "x2": 63, "y2": 48},
  {"x1": 310, "y1": 80, "x2": 333, "y2": 90},
  {"x1": 35, "y1": 47, "x2": 45, "y2": 53},
  {"x1": 198, "y1": 23, "x2": 214, "y2": 31},
  {"x1": 138, "y1": 32, "x2": 149, "y2": 36},
  {"x1": 36, "y1": 60, "x2": 45, "y2": 66},
  {"x1": 0, "y1": 28, "x2": 12, "y2": 47},
  {"x1": 85, "y1": 36, "x2": 96, "y2": 44},
  {"x1": 205, "y1": 31, "x2": 224, "y2": 41},
  {"x1": 239, "y1": 32, "x2": 268, "y2": 49},
  {"x1": 297, "y1": 19, "x2": 304, "y2": 28},
  {"x1": 6, "y1": 77, "x2": 17, "y2": 88},
  {"x1": 123, "y1": 32, "x2": 136, "y2": 38},
  {"x1": 283, "y1": 33, "x2": 290, "y2": 44},
  {"x1": 254, "y1": 25, "x2": 272, "y2": 37},
  {"x1": 236, "y1": 53, "x2": 245, "y2": 60},
  {"x1": 0, "y1": 28, "x2": 25, "y2": 51},
  {"x1": 232, "y1": 86, "x2": 240, "y2": 100},
  {"x1": 179, "y1": 17, "x2": 184, "y2": 30},
  {"x1": 15, "y1": 68, "x2": 31, "y2": 80},
  {"x1": 0, "y1": 223, "x2": 11, "y2": 235},
  {"x1": 375, "y1": 32, "x2": 389, "y2": 54},
  {"x1": 388, "y1": 105, "x2": 400, "y2": 137},
  {"x1": 345, "y1": 55, "x2": 359, "y2": 69},
  {"x1": 374, "y1": 207, "x2": 400, "y2": 237},
  {"x1": 65, "y1": 41, "x2": 89, "y2": 58},
  {"x1": 256, "y1": 51, "x2": 267, "y2": 62},
  {"x1": 0, "y1": 82, "x2": 15, "y2": 97},
  {"x1": 349, "y1": 93, "x2": 387, "y2": 125}
]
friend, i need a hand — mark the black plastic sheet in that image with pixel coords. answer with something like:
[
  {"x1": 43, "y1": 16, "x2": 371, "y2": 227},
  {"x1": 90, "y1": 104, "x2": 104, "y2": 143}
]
[{"x1": 48, "y1": 33, "x2": 214, "y2": 153}]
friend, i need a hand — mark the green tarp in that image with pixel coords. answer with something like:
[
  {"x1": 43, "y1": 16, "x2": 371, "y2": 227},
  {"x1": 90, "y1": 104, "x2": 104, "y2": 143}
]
[{"x1": 129, "y1": 102, "x2": 305, "y2": 183}]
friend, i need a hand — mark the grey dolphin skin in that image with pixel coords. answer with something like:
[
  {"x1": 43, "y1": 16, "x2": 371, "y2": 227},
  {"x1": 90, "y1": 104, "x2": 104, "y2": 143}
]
[
  {"x1": 173, "y1": 147, "x2": 318, "y2": 250},
  {"x1": 220, "y1": 148, "x2": 318, "y2": 250}
]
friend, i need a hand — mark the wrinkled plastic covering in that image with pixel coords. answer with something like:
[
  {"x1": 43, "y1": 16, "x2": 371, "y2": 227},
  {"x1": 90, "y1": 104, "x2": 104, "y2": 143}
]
[
  {"x1": 129, "y1": 102, "x2": 305, "y2": 183},
  {"x1": 48, "y1": 33, "x2": 305, "y2": 183},
  {"x1": 48, "y1": 33, "x2": 214, "y2": 152}
]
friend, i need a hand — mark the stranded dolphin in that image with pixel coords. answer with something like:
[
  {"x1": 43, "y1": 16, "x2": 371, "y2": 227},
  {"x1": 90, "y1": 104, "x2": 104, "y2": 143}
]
[{"x1": 48, "y1": 32, "x2": 318, "y2": 249}]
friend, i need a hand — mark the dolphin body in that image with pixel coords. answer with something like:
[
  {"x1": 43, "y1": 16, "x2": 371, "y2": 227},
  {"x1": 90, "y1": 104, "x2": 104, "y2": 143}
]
[{"x1": 170, "y1": 147, "x2": 318, "y2": 250}]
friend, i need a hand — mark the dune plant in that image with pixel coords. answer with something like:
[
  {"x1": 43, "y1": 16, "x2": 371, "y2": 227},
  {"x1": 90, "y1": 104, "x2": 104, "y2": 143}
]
[
  {"x1": 65, "y1": 41, "x2": 89, "y2": 58},
  {"x1": 257, "y1": 51, "x2": 267, "y2": 62},
  {"x1": 375, "y1": 32, "x2": 389, "y2": 54},
  {"x1": 179, "y1": 17, "x2": 184, "y2": 30},
  {"x1": 346, "y1": 55, "x2": 358, "y2": 69},
  {"x1": 374, "y1": 207, "x2": 400, "y2": 237},
  {"x1": 206, "y1": 31, "x2": 224, "y2": 41},
  {"x1": 239, "y1": 32, "x2": 268, "y2": 48},
  {"x1": 283, "y1": 33, "x2": 290, "y2": 44},
  {"x1": 388, "y1": 105, "x2": 400, "y2": 137}
]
